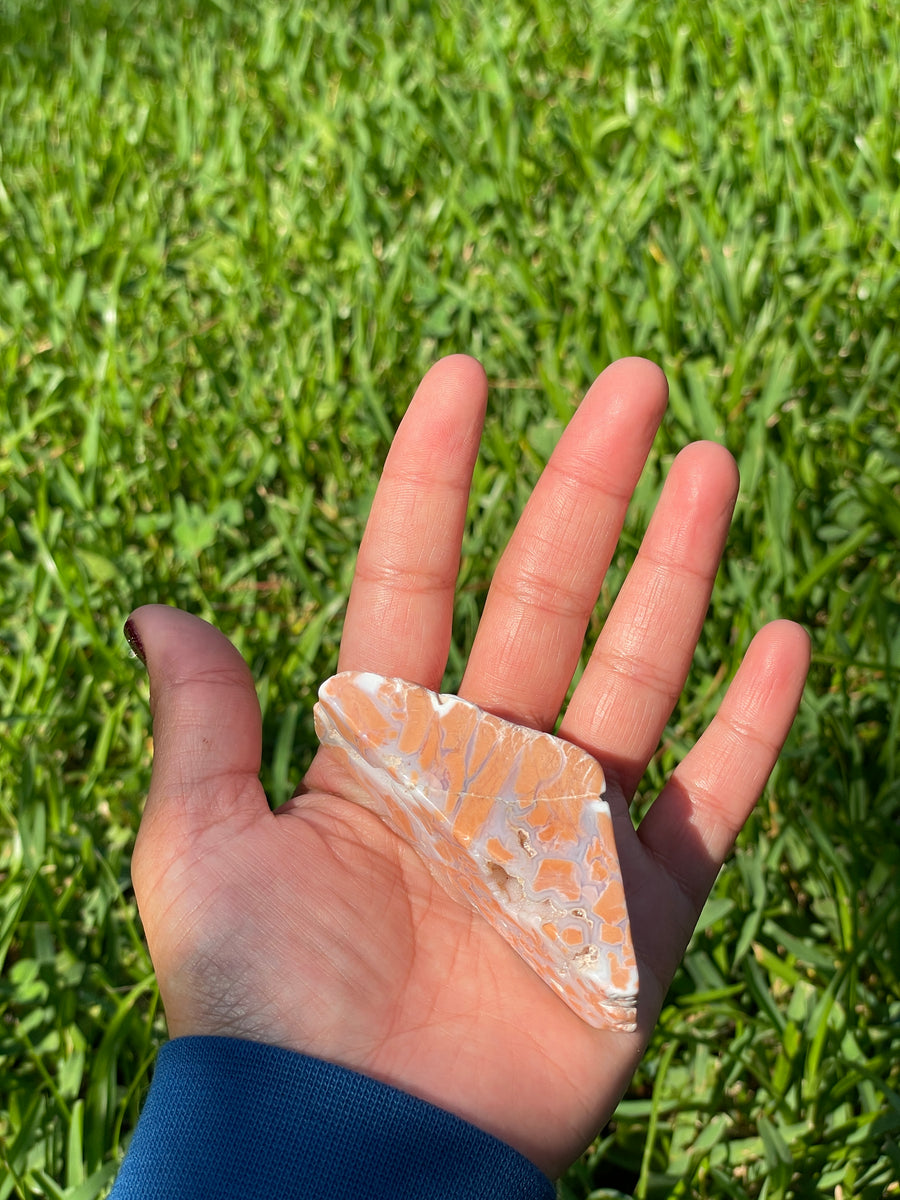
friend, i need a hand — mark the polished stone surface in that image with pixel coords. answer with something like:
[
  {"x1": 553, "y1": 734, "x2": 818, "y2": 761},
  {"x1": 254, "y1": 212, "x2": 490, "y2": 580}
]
[{"x1": 314, "y1": 672, "x2": 638, "y2": 1031}]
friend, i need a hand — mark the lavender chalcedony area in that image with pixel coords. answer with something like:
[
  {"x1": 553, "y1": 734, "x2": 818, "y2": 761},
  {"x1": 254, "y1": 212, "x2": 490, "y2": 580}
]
[{"x1": 315, "y1": 672, "x2": 638, "y2": 1031}]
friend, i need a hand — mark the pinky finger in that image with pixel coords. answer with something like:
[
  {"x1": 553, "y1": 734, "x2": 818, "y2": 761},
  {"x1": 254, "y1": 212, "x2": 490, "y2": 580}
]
[{"x1": 638, "y1": 620, "x2": 810, "y2": 914}]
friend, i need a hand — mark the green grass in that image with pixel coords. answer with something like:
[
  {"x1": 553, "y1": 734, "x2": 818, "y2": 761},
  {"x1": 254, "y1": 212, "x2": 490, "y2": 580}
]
[{"x1": 1, "y1": 0, "x2": 898, "y2": 1195}]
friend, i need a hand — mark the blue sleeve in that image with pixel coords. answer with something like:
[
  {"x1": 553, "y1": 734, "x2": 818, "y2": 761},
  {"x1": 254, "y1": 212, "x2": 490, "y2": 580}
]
[{"x1": 110, "y1": 1037, "x2": 556, "y2": 1200}]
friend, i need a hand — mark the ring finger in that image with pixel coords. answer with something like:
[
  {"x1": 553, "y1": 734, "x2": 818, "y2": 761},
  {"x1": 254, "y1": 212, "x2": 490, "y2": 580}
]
[{"x1": 559, "y1": 439, "x2": 739, "y2": 799}]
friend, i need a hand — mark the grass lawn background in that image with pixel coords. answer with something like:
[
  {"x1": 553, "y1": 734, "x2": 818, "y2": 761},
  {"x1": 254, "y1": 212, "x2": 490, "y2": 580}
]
[{"x1": 1, "y1": 0, "x2": 898, "y2": 1195}]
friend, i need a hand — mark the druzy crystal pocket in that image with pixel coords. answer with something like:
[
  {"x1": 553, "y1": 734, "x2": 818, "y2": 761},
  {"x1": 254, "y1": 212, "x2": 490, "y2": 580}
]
[{"x1": 314, "y1": 672, "x2": 638, "y2": 1031}]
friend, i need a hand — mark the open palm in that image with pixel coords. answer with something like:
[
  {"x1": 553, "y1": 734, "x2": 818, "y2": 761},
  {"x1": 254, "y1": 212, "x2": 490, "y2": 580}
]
[{"x1": 127, "y1": 356, "x2": 808, "y2": 1179}]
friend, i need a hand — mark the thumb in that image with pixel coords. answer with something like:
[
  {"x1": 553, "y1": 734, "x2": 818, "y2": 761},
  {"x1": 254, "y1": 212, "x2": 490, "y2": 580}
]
[{"x1": 124, "y1": 604, "x2": 267, "y2": 863}]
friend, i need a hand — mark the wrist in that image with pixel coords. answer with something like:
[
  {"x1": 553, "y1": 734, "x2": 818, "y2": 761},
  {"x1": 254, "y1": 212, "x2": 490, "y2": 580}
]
[{"x1": 112, "y1": 1037, "x2": 556, "y2": 1200}]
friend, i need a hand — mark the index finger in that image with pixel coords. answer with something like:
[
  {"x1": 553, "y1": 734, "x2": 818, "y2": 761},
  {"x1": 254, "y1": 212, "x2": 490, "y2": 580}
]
[{"x1": 337, "y1": 355, "x2": 488, "y2": 687}]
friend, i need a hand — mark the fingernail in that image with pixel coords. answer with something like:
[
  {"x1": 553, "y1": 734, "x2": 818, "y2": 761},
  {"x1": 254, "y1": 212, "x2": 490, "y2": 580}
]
[{"x1": 123, "y1": 617, "x2": 147, "y2": 666}]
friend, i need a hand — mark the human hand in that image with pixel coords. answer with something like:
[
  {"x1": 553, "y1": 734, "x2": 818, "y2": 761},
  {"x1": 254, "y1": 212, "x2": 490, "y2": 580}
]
[{"x1": 125, "y1": 356, "x2": 809, "y2": 1178}]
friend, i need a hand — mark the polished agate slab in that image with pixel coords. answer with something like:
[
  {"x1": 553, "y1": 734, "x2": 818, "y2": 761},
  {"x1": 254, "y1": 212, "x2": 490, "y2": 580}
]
[{"x1": 314, "y1": 672, "x2": 638, "y2": 1031}]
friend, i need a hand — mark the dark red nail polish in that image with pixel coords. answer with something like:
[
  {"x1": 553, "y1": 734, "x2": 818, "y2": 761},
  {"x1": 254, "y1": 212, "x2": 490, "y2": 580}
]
[{"x1": 123, "y1": 617, "x2": 147, "y2": 666}]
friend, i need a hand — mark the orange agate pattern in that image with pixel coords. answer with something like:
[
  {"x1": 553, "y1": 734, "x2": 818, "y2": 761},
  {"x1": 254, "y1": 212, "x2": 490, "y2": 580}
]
[{"x1": 313, "y1": 672, "x2": 638, "y2": 1031}]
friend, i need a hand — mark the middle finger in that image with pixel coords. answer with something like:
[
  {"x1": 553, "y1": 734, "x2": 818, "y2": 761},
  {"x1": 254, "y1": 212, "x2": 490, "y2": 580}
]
[{"x1": 459, "y1": 357, "x2": 668, "y2": 728}]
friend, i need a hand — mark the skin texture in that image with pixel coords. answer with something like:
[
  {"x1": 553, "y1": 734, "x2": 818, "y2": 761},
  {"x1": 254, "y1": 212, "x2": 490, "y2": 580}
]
[{"x1": 126, "y1": 355, "x2": 810, "y2": 1179}]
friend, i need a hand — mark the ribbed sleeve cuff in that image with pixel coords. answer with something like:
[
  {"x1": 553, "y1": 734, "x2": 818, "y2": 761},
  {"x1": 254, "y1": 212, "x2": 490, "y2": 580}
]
[{"x1": 110, "y1": 1037, "x2": 556, "y2": 1200}]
